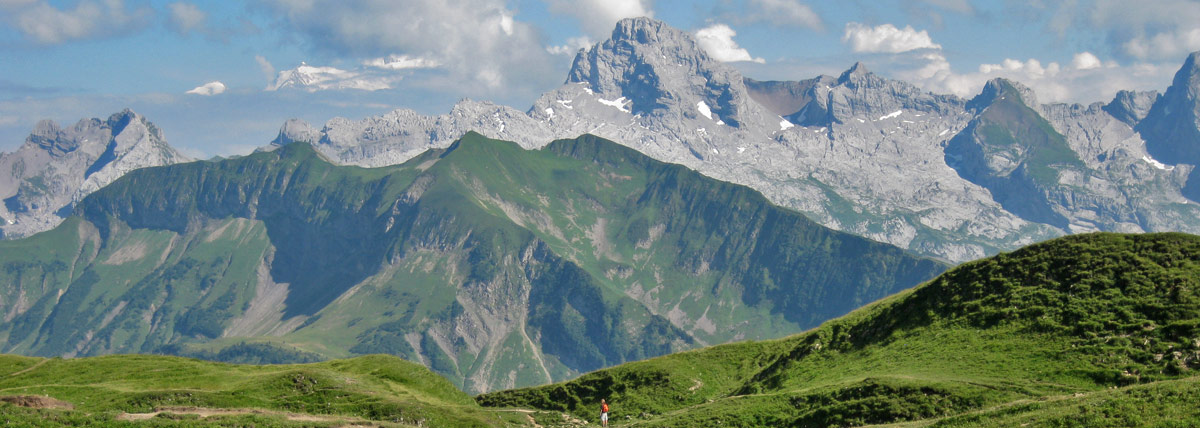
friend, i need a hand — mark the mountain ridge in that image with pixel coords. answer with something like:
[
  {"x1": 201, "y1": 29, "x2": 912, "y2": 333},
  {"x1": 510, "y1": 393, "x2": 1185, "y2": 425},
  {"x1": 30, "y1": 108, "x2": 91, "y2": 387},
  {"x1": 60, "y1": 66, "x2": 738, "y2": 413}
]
[
  {"x1": 0, "y1": 132, "x2": 943, "y2": 393},
  {"x1": 252, "y1": 17, "x2": 1200, "y2": 263}
]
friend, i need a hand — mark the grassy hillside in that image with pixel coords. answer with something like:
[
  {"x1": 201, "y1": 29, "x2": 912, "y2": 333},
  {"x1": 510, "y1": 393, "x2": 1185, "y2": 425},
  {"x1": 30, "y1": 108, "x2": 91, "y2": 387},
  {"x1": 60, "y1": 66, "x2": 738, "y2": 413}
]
[
  {"x1": 479, "y1": 232, "x2": 1200, "y2": 426},
  {"x1": 0, "y1": 353, "x2": 551, "y2": 427},
  {"x1": 0, "y1": 132, "x2": 944, "y2": 393}
]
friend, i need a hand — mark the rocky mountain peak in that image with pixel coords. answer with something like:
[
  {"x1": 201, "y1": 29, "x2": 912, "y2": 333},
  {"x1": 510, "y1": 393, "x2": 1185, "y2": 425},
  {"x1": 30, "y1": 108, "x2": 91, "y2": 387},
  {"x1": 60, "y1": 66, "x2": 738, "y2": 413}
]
[
  {"x1": 1103, "y1": 90, "x2": 1160, "y2": 126},
  {"x1": 837, "y1": 62, "x2": 871, "y2": 84},
  {"x1": 608, "y1": 16, "x2": 675, "y2": 47},
  {"x1": 26, "y1": 119, "x2": 78, "y2": 157},
  {"x1": 563, "y1": 17, "x2": 761, "y2": 128},
  {"x1": 1137, "y1": 50, "x2": 1200, "y2": 168},
  {"x1": 0, "y1": 109, "x2": 190, "y2": 239},
  {"x1": 271, "y1": 119, "x2": 319, "y2": 146},
  {"x1": 968, "y1": 78, "x2": 1038, "y2": 112}
]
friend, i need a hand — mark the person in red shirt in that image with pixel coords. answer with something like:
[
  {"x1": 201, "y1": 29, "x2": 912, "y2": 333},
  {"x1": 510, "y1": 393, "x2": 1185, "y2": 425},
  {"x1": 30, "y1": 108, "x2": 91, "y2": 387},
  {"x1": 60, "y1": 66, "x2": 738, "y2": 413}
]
[{"x1": 600, "y1": 398, "x2": 610, "y2": 426}]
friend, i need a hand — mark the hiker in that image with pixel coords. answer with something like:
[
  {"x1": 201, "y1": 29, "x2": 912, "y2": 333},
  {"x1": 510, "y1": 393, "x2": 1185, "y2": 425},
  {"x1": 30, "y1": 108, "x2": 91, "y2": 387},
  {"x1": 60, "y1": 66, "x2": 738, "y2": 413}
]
[{"x1": 600, "y1": 398, "x2": 609, "y2": 426}]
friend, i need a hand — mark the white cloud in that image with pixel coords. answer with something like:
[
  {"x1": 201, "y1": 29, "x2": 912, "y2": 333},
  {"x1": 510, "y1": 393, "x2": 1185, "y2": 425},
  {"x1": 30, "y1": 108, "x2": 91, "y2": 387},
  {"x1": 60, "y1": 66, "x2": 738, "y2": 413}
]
[
  {"x1": 547, "y1": 36, "x2": 594, "y2": 56},
  {"x1": 362, "y1": 55, "x2": 440, "y2": 70},
  {"x1": 186, "y1": 81, "x2": 227, "y2": 96},
  {"x1": 1036, "y1": 1, "x2": 1200, "y2": 61},
  {"x1": 1071, "y1": 52, "x2": 1103, "y2": 70},
  {"x1": 263, "y1": 0, "x2": 557, "y2": 93},
  {"x1": 744, "y1": 0, "x2": 822, "y2": 30},
  {"x1": 545, "y1": 0, "x2": 653, "y2": 37},
  {"x1": 1123, "y1": 28, "x2": 1200, "y2": 61},
  {"x1": 255, "y1": 55, "x2": 276, "y2": 85},
  {"x1": 843, "y1": 22, "x2": 941, "y2": 53},
  {"x1": 167, "y1": 2, "x2": 206, "y2": 35},
  {"x1": 0, "y1": 0, "x2": 150, "y2": 44},
  {"x1": 897, "y1": 50, "x2": 1170, "y2": 104},
  {"x1": 695, "y1": 24, "x2": 765, "y2": 63}
]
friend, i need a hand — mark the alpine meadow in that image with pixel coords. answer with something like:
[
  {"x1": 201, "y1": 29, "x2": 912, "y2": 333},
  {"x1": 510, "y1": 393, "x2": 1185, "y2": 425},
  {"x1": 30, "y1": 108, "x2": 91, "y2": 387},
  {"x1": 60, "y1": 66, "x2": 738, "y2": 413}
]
[{"x1": 2, "y1": 3, "x2": 1200, "y2": 427}]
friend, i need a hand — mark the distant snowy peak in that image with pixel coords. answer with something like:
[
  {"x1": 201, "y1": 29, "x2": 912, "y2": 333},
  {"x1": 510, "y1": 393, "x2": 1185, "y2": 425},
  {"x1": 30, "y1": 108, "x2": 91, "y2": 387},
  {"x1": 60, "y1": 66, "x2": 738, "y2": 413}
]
[{"x1": 268, "y1": 63, "x2": 393, "y2": 92}]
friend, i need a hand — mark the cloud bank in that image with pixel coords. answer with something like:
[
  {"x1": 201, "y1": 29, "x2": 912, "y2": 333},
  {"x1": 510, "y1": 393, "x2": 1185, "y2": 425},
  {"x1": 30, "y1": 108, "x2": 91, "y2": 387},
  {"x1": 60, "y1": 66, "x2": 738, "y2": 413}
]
[
  {"x1": 186, "y1": 81, "x2": 227, "y2": 96},
  {"x1": 695, "y1": 24, "x2": 765, "y2": 63},
  {"x1": 0, "y1": 0, "x2": 150, "y2": 44}
]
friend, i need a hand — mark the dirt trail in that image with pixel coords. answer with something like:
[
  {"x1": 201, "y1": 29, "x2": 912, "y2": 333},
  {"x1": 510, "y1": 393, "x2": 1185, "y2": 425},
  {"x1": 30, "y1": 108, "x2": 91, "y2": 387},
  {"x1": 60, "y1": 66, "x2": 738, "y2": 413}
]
[
  {"x1": 7, "y1": 359, "x2": 49, "y2": 377},
  {"x1": 0, "y1": 395, "x2": 74, "y2": 409},
  {"x1": 116, "y1": 406, "x2": 375, "y2": 425}
]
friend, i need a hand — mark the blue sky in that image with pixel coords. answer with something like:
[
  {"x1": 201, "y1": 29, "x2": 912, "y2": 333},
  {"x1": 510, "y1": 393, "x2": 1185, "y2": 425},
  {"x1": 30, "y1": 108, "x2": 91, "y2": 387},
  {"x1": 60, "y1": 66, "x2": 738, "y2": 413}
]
[{"x1": 2, "y1": 0, "x2": 1199, "y2": 157}]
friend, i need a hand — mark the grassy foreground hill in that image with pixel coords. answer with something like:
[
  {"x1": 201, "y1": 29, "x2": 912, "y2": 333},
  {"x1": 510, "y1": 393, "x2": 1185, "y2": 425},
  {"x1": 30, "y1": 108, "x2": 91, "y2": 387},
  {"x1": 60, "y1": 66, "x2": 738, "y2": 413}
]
[
  {"x1": 0, "y1": 353, "x2": 550, "y2": 427},
  {"x1": 478, "y1": 232, "x2": 1200, "y2": 426},
  {"x1": 0, "y1": 132, "x2": 943, "y2": 393}
]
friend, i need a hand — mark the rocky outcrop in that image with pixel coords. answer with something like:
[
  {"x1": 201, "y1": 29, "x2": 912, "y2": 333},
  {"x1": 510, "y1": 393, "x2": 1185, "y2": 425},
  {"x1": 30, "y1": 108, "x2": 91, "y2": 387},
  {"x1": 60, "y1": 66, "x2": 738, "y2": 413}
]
[
  {"x1": 1103, "y1": 90, "x2": 1160, "y2": 127},
  {"x1": 0, "y1": 109, "x2": 190, "y2": 238}
]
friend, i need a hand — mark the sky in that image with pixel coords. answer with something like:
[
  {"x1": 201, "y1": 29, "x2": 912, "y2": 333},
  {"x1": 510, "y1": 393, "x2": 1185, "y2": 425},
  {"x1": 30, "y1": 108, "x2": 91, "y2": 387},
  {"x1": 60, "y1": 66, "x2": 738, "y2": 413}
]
[{"x1": 1, "y1": 0, "x2": 1199, "y2": 157}]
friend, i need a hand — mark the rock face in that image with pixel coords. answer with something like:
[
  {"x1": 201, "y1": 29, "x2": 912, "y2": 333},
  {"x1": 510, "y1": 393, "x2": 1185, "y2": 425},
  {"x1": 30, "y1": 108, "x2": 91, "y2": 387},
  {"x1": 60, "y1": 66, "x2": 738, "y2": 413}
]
[
  {"x1": 1139, "y1": 52, "x2": 1200, "y2": 166},
  {"x1": 0, "y1": 133, "x2": 943, "y2": 394},
  {"x1": 0, "y1": 110, "x2": 191, "y2": 239},
  {"x1": 1104, "y1": 90, "x2": 1160, "y2": 127},
  {"x1": 265, "y1": 17, "x2": 1200, "y2": 262}
]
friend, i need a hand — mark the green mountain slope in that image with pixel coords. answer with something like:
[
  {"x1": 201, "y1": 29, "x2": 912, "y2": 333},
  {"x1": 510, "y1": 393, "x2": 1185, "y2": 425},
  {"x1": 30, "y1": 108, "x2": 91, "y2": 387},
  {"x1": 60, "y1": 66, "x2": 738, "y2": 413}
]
[
  {"x1": 0, "y1": 353, "x2": 546, "y2": 427},
  {"x1": 478, "y1": 232, "x2": 1200, "y2": 426},
  {"x1": 0, "y1": 132, "x2": 944, "y2": 393}
]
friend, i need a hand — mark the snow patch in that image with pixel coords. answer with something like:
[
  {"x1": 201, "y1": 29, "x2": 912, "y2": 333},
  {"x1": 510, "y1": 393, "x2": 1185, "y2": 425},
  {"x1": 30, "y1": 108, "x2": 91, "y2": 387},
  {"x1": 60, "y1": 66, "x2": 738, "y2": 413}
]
[
  {"x1": 1143, "y1": 155, "x2": 1175, "y2": 171},
  {"x1": 737, "y1": 146, "x2": 746, "y2": 153},
  {"x1": 711, "y1": 148, "x2": 719, "y2": 154},
  {"x1": 598, "y1": 96, "x2": 630, "y2": 113},
  {"x1": 544, "y1": 107, "x2": 554, "y2": 118},
  {"x1": 697, "y1": 101, "x2": 713, "y2": 120},
  {"x1": 856, "y1": 118, "x2": 865, "y2": 123},
  {"x1": 779, "y1": 118, "x2": 794, "y2": 131},
  {"x1": 878, "y1": 110, "x2": 903, "y2": 120},
  {"x1": 938, "y1": 129, "x2": 949, "y2": 136},
  {"x1": 902, "y1": 120, "x2": 915, "y2": 123},
  {"x1": 697, "y1": 128, "x2": 707, "y2": 136}
]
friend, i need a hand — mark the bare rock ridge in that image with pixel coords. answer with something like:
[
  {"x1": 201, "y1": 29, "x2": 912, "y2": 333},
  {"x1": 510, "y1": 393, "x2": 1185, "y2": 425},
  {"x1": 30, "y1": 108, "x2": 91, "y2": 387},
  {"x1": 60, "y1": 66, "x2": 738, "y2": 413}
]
[
  {"x1": 7, "y1": 18, "x2": 1197, "y2": 261},
  {"x1": 0, "y1": 109, "x2": 191, "y2": 239},
  {"x1": 251, "y1": 18, "x2": 1200, "y2": 261}
]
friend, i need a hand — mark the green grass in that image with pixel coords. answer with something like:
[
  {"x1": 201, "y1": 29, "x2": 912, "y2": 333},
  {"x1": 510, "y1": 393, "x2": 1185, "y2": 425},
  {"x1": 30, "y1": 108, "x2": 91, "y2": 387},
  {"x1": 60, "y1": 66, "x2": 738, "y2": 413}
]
[
  {"x1": 479, "y1": 232, "x2": 1200, "y2": 426},
  {"x1": 0, "y1": 353, "x2": 534, "y2": 427}
]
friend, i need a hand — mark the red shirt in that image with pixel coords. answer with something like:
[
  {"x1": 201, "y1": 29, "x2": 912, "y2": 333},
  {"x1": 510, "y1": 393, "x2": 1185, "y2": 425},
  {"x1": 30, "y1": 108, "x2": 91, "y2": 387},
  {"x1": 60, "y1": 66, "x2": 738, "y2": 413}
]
[{"x1": 602, "y1": 403, "x2": 609, "y2": 413}]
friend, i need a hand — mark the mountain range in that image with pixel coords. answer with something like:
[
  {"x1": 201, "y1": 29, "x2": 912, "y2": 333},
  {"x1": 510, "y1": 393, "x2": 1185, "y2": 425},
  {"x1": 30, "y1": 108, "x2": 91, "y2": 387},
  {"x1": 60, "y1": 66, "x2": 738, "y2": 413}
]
[
  {"x1": 6, "y1": 18, "x2": 1200, "y2": 264},
  {"x1": 0, "y1": 132, "x2": 942, "y2": 393},
  {"x1": 269, "y1": 17, "x2": 1200, "y2": 263}
]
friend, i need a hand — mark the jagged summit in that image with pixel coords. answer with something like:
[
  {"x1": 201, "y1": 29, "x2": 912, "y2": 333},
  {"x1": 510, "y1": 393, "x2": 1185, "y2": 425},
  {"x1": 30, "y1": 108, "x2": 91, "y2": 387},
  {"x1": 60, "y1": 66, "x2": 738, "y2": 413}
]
[
  {"x1": 563, "y1": 17, "x2": 763, "y2": 127},
  {"x1": 1138, "y1": 51, "x2": 1200, "y2": 167},
  {"x1": 270, "y1": 118, "x2": 319, "y2": 146},
  {"x1": 0, "y1": 109, "x2": 189, "y2": 239},
  {"x1": 967, "y1": 78, "x2": 1039, "y2": 112},
  {"x1": 837, "y1": 61, "x2": 871, "y2": 83},
  {"x1": 1104, "y1": 89, "x2": 1160, "y2": 127},
  {"x1": 608, "y1": 16, "x2": 677, "y2": 47}
]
